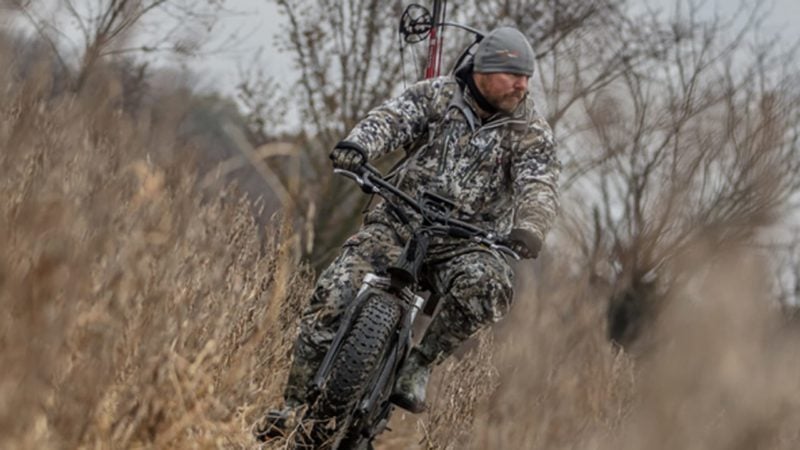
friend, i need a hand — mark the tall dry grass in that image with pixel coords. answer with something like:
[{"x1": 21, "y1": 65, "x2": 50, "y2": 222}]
[
  {"x1": 417, "y1": 244, "x2": 800, "y2": 450},
  {"x1": 0, "y1": 42, "x2": 312, "y2": 449},
  {"x1": 2, "y1": 35, "x2": 800, "y2": 450}
]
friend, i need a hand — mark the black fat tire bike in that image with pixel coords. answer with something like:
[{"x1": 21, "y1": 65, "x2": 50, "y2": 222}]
[{"x1": 292, "y1": 165, "x2": 518, "y2": 450}]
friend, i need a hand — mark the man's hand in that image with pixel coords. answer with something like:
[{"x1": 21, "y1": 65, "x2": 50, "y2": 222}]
[
  {"x1": 507, "y1": 228, "x2": 542, "y2": 259},
  {"x1": 330, "y1": 142, "x2": 367, "y2": 172}
]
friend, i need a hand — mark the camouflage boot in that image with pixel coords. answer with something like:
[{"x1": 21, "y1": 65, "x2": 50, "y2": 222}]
[{"x1": 390, "y1": 349, "x2": 432, "y2": 413}]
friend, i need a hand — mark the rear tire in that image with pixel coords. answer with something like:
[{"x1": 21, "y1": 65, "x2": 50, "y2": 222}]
[{"x1": 303, "y1": 293, "x2": 402, "y2": 449}]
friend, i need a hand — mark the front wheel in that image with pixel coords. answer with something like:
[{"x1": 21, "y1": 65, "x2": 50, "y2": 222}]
[{"x1": 301, "y1": 293, "x2": 402, "y2": 449}]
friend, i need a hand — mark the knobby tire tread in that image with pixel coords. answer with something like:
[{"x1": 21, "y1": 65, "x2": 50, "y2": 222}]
[
  {"x1": 322, "y1": 294, "x2": 401, "y2": 415},
  {"x1": 305, "y1": 294, "x2": 401, "y2": 449}
]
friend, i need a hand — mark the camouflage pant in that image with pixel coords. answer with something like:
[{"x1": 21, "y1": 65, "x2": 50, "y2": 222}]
[{"x1": 284, "y1": 222, "x2": 514, "y2": 404}]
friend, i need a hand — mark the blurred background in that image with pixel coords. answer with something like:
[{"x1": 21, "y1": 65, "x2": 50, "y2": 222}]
[{"x1": 1, "y1": 0, "x2": 799, "y2": 448}]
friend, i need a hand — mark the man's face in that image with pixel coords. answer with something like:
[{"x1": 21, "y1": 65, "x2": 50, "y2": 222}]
[{"x1": 473, "y1": 72, "x2": 529, "y2": 113}]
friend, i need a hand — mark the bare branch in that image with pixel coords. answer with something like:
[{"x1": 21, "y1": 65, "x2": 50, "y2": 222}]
[{"x1": 7, "y1": 0, "x2": 70, "y2": 73}]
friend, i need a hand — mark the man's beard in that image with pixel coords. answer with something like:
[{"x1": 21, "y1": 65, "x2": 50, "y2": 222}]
[{"x1": 490, "y1": 92, "x2": 524, "y2": 113}]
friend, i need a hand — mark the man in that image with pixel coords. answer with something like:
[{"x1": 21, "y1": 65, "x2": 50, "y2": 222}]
[{"x1": 256, "y1": 26, "x2": 559, "y2": 438}]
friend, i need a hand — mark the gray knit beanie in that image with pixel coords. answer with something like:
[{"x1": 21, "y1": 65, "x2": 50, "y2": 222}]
[{"x1": 474, "y1": 27, "x2": 535, "y2": 76}]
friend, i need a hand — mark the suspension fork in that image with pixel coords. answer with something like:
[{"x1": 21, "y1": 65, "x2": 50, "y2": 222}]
[{"x1": 310, "y1": 279, "x2": 386, "y2": 397}]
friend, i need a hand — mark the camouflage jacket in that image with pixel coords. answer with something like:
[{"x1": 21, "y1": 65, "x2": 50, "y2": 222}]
[{"x1": 342, "y1": 71, "x2": 560, "y2": 250}]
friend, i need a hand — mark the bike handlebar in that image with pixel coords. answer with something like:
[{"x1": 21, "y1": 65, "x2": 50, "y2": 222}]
[{"x1": 335, "y1": 165, "x2": 520, "y2": 260}]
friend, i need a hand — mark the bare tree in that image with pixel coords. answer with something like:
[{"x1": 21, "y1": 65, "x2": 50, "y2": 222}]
[
  {"x1": 5, "y1": 0, "x2": 231, "y2": 90},
  {"x1": 553, "y1": 1, "x2": 800, "y2": 344},
  {"x1": 236, "y1": 52, "x2": 288, "y2": 141},
  {"x1": 245, "y1": 0, "x2": 410, "y2": 269}
]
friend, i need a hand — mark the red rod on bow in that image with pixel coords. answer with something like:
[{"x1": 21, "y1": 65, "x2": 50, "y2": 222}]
[{"x1": 424, "y1": 0, "x2": 446, "y2": 79}]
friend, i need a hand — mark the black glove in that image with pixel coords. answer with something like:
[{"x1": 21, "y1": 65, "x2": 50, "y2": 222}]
[
  {"x1": 507, "y1": 228, "x2": 542, "y2": 259},
  {"x1": 330, "y1": 142, "x2": 367, "y2": 172}
]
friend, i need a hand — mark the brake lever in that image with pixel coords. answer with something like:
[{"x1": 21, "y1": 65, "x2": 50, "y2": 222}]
[
  {"x1": 334, "y1": 168, "x2": 378, "y2": 194},
  {"x1": 333, "y1": 168, "x2": 362, "y2": 183}
]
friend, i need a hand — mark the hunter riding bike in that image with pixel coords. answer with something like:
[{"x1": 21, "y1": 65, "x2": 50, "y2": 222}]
[
  {"x1": 278, "y1": 164, "x2": 520, "y2": 449},
  {"x1": 255, "y1": 5, "x2": 558, "y2": 448}
]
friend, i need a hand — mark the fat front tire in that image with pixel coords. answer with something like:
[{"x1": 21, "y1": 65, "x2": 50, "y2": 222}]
[{"x1": 308, "y1": 293, "x2": 402, "y2": 448}]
